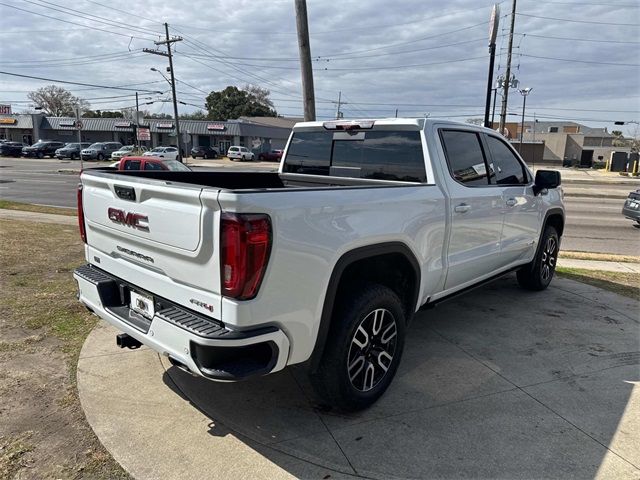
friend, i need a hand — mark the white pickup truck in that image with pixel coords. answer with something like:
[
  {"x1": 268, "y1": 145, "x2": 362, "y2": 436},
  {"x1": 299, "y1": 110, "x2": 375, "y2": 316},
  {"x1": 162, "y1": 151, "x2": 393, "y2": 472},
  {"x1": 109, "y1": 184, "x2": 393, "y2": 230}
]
[{"x1": 74, "y1": 118, "x2": 564, "y2": 410}]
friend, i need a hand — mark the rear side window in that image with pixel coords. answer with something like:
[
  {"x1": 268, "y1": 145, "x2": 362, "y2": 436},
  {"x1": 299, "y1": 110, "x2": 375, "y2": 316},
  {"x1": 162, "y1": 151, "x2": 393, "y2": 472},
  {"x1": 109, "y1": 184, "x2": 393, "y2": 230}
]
[
  {"x1": 283, "y1": 131, "x2": 332, "y2": 175},
  {"x1": 485, "y1": 135, "x2": 527, "y2": 185},
  {"x1": 440, "y1": 130, "x2": 489, "y2": 186},
  {"x1": 123, "y1": 160, "x2": 141, "y2": 170},
  {"x1": 144, "y1": 161, "x2": 163, "y2": 170},
  {"x1": 283, "y1": 130, "x2": 426, "y2": 182}
]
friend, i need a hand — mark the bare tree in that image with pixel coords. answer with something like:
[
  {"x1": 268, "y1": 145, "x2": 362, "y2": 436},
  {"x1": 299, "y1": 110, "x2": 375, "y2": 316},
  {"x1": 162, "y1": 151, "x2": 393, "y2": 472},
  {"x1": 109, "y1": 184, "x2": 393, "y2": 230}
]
[
  {"x1": 243, "y1": 84, "x2": 275, "y2": 110},
  {"x1": 27, "y1": 85, "x2": 90, "y2": 116}
]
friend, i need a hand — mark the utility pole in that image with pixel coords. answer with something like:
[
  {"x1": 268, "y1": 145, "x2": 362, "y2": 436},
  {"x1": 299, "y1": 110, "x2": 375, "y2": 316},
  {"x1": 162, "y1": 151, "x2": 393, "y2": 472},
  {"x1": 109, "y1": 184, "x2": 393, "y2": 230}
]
[
  {"x1": 75, "y1": 105, "x2": 83, "y2": 171},
  {"x1": 294, "y1": 0, "x2": 316, "y2": 121},
  {"x1": 135, "y1": 92, "x2": 141, "y2": 151},
  {"x1": 335, "y1": 91, "x2": 342, "y2": 119},
  {"x1": 143, "y1": 23, "x2": 184, "y2": 161},
  {"x1": 484, "y1": 4, "x2": 500, "y2": 127},
  {"x1": 499, "y1": 0, "x2": 517, "y2": 135}
]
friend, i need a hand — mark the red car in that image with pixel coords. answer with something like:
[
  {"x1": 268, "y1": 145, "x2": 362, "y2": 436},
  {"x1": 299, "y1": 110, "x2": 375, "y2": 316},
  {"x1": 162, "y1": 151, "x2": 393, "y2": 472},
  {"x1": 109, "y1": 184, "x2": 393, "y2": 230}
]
[
  {"x1": 257, "y1": 149, "x2": 283, "y2": 162},
  {"x1": 116, "y1": 156, "x2": 191, "y2": 171}
]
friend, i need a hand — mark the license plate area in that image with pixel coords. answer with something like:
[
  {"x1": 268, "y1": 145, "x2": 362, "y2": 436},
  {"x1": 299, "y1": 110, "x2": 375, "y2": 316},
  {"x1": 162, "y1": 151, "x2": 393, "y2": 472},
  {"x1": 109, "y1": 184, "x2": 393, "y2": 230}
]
[{"x1": 130, "y1": 290, "x2": 155, "y2": 319}]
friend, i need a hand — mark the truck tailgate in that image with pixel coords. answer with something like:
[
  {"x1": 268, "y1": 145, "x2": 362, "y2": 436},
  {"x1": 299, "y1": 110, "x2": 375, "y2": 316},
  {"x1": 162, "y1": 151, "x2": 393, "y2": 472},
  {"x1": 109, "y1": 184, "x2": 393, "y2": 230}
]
[{"x1": 81, "y1": 172, "x2": 222, "y2": 316}]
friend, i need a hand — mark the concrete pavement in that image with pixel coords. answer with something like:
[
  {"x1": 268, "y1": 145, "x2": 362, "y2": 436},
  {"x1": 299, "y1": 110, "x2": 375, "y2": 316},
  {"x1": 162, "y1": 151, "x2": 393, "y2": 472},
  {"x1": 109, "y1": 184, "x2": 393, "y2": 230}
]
[{"x1": 77, "y1": 275, "x2": 640, "y2": 479}]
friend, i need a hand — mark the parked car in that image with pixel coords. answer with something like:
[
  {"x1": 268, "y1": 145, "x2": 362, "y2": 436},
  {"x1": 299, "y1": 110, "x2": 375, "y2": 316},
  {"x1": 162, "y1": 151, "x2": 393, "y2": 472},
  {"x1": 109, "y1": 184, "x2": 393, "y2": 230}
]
[
  {"x1": 74, "y1": 118, "x2": 565, "y2": 411},
  {"x1": 55, "y1": 142, "x2": 91, "y2": 160},
  {"x1": 81, "y1": 142, "x2": 123, "y2": 161},
  {"x1": 116, "y1": 156, "x2": 191, "y2": 171},
  {"x1": 191, "y1": 145, "x2": 219, "y2": 159},
  {"x1": 0, "y1": 141, "x2": 28, "y2": 156},
  {"x1": 258, "y1": 149, "x2": 283, "y2": 162},
  {"x1": 22, "y1": 141, "x2": 66, "y2": 158},
  {"x1": 622, "y1": 189, "x2": 640, "y2": 227},
  {"x1": 111, "y1": 145, "x2": 148, "y2": 160},
  {"x1": 227, "y1": 146, "x2": 254, "y2": 161},
  {"x1": 143, "y1": 146, "x2": 179, "y2": 160}
]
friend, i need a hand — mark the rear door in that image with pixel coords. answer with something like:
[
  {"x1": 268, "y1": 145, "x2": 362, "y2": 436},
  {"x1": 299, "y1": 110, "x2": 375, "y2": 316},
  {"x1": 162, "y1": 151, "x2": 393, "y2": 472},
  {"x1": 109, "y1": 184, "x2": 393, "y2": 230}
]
[
  {"x1": 438, "y1": 128, "x2": 505, "y2": 290},
  {"x1": 81, "y1": 172, "x2": 223, "y2": 316}
]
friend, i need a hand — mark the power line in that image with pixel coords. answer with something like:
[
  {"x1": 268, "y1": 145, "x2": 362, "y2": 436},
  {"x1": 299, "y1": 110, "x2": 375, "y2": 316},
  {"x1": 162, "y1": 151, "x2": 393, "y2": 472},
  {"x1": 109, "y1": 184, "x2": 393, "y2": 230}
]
[
  {"x1": 25, "y1": 0, "x2": 162, "y2": 37},
  {"x1": 315, "y1": 20, "x2": 490, "y2": 59},
  {"x1": 0, "y1": 2, "x2": 156, "y2": 40},
  {"x1": 520, "y1": 53, "x2": 639, "y2": 67},
  {"x1": 517, "y1": 12, "x2": 640, "y2": 26},
  {"x1": 0, "y1": 52, "x2": 146, "y2": 69},
  {"x1": 316, "y1": 56, "x2": 485, "y2": 72},
  {"x1": 82, "y1": 0, "x2": 160, "y2": 25},
  {"x1": 0, "y1": 71, "x2": 164, "y2": 94},
  {"x1": 518, "y1": 32, "x2": 640, "y2": 44},
  {"x1": 524, "y1": 0, "x2": 638, "y2": 7},
  {"x1": 0, "y1": 50, "x2": 143, "y2": 65}
]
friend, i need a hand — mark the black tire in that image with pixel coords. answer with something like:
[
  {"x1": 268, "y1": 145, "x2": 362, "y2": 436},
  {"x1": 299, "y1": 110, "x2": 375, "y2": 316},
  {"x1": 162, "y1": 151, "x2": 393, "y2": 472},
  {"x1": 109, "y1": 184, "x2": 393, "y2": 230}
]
[
  {"x1": 97, "y1": 154, "x2": 104, "y2": 161},
  {"x1": 259, "y1": 154, "x2": 265, "y2": 161},
  {"x1": 310, "y1": 283, "x2": 406, "y2": 411},
  {"x1": 191, "y1": 155, "x2": 196, "y2": 159},
  {"x1": 71, "y1": 153, "x2": 77, "y2": 160},
  {"x1": 517, "y1": 225, "x2": 559, "y2": 291},
  {"x1": 37, "y1": 151, "x2": 44, "y2": 159}
]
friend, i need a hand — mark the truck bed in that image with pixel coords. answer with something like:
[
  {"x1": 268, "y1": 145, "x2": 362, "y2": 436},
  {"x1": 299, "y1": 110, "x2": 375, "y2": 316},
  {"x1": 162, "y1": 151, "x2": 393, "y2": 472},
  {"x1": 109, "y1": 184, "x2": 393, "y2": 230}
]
[{"x1": 88, "y1": 168, "x2": 424, "y2": 192}]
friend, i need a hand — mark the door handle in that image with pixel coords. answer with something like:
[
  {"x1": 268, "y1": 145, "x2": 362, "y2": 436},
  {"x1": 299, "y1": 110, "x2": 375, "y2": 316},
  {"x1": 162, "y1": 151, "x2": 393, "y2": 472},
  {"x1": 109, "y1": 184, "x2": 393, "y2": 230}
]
[
  {"x1": 505, "y1": 198, "x2": 517, "y2": 207},
  {"x1": 454, "y1": 203, "x2": 471, "y2": 214}
]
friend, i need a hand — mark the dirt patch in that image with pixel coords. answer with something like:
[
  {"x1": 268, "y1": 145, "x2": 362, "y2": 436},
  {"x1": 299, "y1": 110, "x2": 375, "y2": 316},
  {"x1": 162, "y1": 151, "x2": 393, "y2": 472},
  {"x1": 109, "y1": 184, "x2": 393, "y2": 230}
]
[{"x1": 0, "y1": 219, "x2": 128, "y2": 479}]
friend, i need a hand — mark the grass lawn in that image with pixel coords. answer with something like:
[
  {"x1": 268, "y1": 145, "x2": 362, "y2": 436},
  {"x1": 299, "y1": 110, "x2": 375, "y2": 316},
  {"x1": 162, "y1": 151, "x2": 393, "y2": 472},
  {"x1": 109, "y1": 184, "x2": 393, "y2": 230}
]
[
  {"x1": 556, "y1": 267, "x2": 640, "y2": 301},
  {"x1": 0, "y1": 219, "x2": 128, "y2": 479},
  {"x1": 0, "y1": 199, "x2": 76, "y2": 216}
]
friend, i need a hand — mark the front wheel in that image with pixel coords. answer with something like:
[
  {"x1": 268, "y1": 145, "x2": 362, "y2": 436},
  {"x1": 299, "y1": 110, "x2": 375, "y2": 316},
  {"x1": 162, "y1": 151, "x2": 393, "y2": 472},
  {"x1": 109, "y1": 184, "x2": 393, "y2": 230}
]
[
  {"x1": 517, "y1": 225, "x2": 559, "y2": 291},
  {"x1": 37, "y1": 151, "x2": 44, "y2": 159},
  {"x1": 310, "y1": 283, "x2": 406, "y2": 411},
  {"x1": 97, "y1": 154, "x2": 104, "y2": 161}
]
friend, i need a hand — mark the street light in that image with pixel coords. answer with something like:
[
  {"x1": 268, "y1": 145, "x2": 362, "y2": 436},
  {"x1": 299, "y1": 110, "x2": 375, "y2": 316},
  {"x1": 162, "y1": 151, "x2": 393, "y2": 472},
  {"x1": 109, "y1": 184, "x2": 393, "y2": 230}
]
[{"x1": 518, "y1": 87, "x2": 532, "y2": 156}]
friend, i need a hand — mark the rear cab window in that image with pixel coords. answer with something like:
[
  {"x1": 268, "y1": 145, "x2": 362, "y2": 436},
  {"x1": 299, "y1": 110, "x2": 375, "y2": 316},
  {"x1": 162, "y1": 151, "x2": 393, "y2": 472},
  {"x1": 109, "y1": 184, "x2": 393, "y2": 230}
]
[{"x1": 283, "y1": 127, "x2": 426, "y2": 182}]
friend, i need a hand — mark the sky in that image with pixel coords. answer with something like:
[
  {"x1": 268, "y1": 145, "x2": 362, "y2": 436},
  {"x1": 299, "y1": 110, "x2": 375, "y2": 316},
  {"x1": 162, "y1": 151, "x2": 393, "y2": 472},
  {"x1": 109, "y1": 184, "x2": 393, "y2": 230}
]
[{"x1": 0, "y1": 0, "x2": 639, "y2": 134}]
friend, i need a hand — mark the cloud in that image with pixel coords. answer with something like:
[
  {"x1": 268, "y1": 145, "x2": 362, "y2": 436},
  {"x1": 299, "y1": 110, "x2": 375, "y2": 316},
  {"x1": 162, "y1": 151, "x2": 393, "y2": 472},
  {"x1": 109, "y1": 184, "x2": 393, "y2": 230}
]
[{"x1": 0, "y1": 0, "x2": 638, "y2": 132}]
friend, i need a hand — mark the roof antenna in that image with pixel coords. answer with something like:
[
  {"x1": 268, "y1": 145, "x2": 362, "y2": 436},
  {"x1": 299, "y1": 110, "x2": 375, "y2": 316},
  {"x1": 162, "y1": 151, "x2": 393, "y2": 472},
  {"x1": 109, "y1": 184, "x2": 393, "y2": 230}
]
[{"x1": 127, "y1": 36, "x2": 133, "y2": 52}]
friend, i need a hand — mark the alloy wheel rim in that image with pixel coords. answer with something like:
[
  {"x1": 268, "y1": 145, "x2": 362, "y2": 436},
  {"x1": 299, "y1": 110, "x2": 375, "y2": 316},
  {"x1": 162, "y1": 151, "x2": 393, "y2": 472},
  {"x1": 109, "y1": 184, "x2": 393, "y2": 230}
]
[
  {"x1": 347, "y1": 308, "x2": 398, "y2": 392},
  {"x1": 541, "y1": 236, "x2": 557, "y2": 281}
]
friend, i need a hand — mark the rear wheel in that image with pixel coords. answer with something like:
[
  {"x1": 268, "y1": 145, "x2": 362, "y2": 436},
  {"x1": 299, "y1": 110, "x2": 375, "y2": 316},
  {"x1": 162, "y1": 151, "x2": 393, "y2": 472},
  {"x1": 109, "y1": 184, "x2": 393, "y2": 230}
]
[
  {"x1": 517, "y1": 225, "x2": 559, "y2": 291},
  {"x1": 97, "y1": 153, "x2": 104, "y2": 161},
  {"x1": 310, "y1": 283, "x2": 406, "y2": 411},
  {"x1": 37, "y1": 151, "x2": 44, "y2": 159}
]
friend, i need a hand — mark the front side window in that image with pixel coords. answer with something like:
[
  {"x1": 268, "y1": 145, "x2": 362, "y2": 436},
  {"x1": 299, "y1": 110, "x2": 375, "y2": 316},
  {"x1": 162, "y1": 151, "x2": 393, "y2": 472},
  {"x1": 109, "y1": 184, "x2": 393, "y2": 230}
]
[
  {"x1": 485, "y1": 135, "x2": 527, "y2": 185},
  {"x1": 440, "y1": 130, "x2": 489, "y2": 186}
]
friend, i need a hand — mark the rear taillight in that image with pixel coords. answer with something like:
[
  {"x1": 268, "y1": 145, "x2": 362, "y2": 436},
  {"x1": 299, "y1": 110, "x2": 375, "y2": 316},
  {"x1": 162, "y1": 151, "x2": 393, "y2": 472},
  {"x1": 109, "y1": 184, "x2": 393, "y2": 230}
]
[
  {"x1": 221, "y1": 213, "x2": 272, "y2": 300},
  {"x1": 77, "y1": 183, "x2": 87, "y2": 243}
]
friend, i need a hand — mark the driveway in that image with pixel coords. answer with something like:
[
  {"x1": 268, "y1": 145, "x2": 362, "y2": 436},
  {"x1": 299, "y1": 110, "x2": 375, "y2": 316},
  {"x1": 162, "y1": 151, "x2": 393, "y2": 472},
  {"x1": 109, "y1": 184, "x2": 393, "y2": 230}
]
[{"x1": 78, "y1": 275, "x2": 639, "y2": 479}]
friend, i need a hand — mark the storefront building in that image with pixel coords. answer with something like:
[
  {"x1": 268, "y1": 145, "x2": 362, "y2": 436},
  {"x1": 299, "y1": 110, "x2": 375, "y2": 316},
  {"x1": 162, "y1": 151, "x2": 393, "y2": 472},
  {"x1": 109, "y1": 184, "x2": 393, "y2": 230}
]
[{"x1": 0, "y1": 114, "x2": 293, "y2": 155}]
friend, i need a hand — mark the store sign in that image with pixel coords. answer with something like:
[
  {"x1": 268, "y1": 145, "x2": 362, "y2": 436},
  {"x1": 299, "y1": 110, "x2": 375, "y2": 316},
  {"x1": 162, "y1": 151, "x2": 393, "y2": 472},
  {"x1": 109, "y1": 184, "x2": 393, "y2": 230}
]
[
  {"x1": 137, "y1": 127, "x2": 151, "y2": 141},
  {"x1": 59, "y1": 120, "x2": 76, "y2": 127},
  {"x1": 114, "y1": 121, "x2": 131, "y2": 128},
  {"x1": 0, "y1": 105, "x2": 11, "y2": 115},
  {"x1": 207, "y1": 123, "x2": 225, "y2": 131},
  {"x1": 0, "y1": 118, "x2": 17, "y2": 124},
  {"x1": 157, "y1": 122, "x2": 173, "y2": 128}
]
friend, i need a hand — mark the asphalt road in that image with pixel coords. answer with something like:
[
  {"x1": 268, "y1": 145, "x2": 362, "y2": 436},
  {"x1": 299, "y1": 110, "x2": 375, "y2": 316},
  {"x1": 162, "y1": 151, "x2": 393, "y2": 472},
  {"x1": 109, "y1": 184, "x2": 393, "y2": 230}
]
[{"x1": 1, "y1": 157, "x2": 638, "y2": 255}]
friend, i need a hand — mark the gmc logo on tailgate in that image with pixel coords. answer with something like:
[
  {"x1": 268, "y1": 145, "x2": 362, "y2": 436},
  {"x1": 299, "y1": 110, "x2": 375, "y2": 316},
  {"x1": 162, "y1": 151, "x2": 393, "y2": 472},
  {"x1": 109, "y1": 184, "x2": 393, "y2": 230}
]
[{"x1": 108, "y1": 207, "x2": 149, "y2": 231}]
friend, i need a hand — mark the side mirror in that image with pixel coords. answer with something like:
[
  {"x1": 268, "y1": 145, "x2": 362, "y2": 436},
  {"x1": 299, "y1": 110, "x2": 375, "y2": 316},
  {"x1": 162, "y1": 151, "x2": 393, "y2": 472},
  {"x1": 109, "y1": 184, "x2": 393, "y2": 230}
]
[{"x1": 534, "y1": 170, "x2": 561, "y2": 195}]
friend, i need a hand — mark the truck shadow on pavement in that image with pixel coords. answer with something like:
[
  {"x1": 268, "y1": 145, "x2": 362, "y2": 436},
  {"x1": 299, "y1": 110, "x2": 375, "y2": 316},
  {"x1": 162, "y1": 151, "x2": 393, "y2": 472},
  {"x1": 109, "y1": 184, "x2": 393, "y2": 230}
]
[{"x1": 162, "y1": 274, "x2": 640, "y2": 479}]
